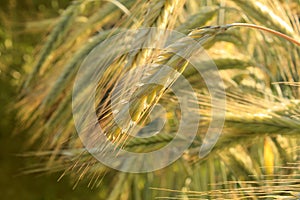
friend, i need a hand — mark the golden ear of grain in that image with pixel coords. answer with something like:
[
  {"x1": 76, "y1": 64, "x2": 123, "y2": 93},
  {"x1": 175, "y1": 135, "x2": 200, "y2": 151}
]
[
  {"x1": 264, "y1": 137, "x2": 275, "y2": 177},
  {"x1": 176, "y1": 6, "x2": 218, "y2": 34},
  {"x1": 233, "y1": 0, "x2": 295, "y2": 36},
  {"x1": 102, "y1": 26, "x2": 227, "y2": 145}
]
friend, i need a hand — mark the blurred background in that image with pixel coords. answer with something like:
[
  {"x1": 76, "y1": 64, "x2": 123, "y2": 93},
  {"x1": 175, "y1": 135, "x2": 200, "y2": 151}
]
[{"x1": 0, "y1": 0, "x2": 98, "y2": 199}]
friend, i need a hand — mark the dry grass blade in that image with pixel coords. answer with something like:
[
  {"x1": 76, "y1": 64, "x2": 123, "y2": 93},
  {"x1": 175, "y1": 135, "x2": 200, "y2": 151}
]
[{"x1": 273, "y1": 82, "x2": 300, "y2": 87}]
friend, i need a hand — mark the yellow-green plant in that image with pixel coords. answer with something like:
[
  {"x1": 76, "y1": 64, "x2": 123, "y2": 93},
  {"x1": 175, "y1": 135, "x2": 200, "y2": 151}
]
[{"x1": 17, "y1": 0, "x2": 300, "y2": 199}]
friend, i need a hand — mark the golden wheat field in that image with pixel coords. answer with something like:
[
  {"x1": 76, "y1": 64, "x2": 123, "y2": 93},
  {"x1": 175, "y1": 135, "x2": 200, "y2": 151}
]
[{"x1": 1, "y1": 0, "x2": 300, "y2": 199}]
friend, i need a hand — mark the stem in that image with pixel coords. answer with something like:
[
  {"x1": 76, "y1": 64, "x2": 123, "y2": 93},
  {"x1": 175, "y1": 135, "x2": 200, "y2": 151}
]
[{"x1": 230, "y1": 23, "x2": 300, "y2": 46}]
